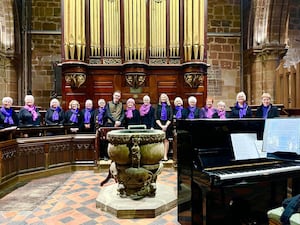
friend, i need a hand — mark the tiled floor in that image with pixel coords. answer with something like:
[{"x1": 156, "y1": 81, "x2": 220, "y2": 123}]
[{"x1": 0, "y1": 166, "x2": 179, "y2": 225}]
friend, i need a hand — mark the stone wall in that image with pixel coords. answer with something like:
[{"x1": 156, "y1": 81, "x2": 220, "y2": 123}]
[
  {"x1": 207, "y1": 0, "x2": 241, "y2": 108},
  {"x1": 283, "y1": 0, "x2": 300, "y2": 68},
  {"x1": 28, "y1": 0, "x2": 243, "y2": 109},
  {"x1": 26, "y1": 0, "x2": 298, "y2": 109},
  {"x1": 0, "y1": 0, "x2": 18, "y2": 102},
  {"x1": 31, "y1": 0, "x2": 61, "y2": 108}
]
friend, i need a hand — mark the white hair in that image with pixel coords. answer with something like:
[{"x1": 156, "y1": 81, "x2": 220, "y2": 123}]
[
  {"x1": 143, "y1": 95, "x2": 150, "y2": 102},
  {"x1": 85, "y1": 99, "x2": 93, "y2": 106},
  {"x1": 50, "y1": 98, "x2": 60, "y2": 107},
  {"x1": 174, "y1": 97, "x2": 183, "y2": 106},
  {"x1": 2, "y1": 96, "x2": 13, "y2": 104},
  {"x1": 24, "y1": 95, "x2": 35, "y2": 104},
  {"x1": 236, "y1": 91, "x2": 246, "y2": 101},
  {"x1": 188, "y1": 96, "x2": 197, "y2": 104},
  {"x1": 97, "y1": 98, "x2": 106, "y2": 106},
  {"x1": 217, "y1": 101, "x2": 226, "y2": 107}
]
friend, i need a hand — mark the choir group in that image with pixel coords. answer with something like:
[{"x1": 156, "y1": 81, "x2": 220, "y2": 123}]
[{"x1": 0, "y1": 91, "x2": 279, "y2": 161}]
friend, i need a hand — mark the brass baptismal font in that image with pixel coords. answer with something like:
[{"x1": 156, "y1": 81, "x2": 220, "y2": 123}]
[{"x1": 96, "y1": 128, "x2": 176, "y2": 218}]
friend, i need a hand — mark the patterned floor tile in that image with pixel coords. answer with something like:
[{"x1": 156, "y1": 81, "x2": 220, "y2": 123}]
[{"x1": 0, "y1": 168, "x2": 180, "y2": 225}]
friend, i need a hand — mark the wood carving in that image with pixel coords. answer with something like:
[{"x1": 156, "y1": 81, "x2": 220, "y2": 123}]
[
  {"x1": 184, "y1": 73, "x2": 204, "y2": 88},
  {"x1": 65, "y1": 73, "x2": 86, "y2": 88}
]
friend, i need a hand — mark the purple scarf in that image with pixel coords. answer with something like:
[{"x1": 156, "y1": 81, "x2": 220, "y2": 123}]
[
  {"x1": 160, "y1": 103, "x2": 167, "y2": 121},
  {"x1": 24, "y1": 105, "x2": 38, "y2": 121},
  {"x1": 262, "y1": 105, "x2": 270, "y2": 118},
  {"x1": 70, "y1": 109, "x2": 79, "y2": 123},
  {"x1": 139, "y1": 104, "x2": 151, "y2": 116},
  {"x1": 218, "y1": 110, "x2": 226, "y2": 119},
  {"x1": 235, "y1": 102, "x2": 248, "y2": 118},
  {"x1": 188, "y1": 106, "x2": 196, "y2": 119},
  {"x1": 206, "y1": 107, "x2": 215, "y2": 119},
  {"x1": 98, "y1": 107, "x2": 106, "y2": 125},
  {"x1": 84, "y1": 108, "x2": 92, "y2": 123},
  {"x1": 1, "y1": 107, "x2": 14, "y2": 124},
  {"x1": 175, "y1": 106, "x2": 183, "y2": 119},
  {"x1": 126, "y1": 105, "x2": 135, "y2": 119},
  {"x1": 51, "y1": 107, "x2": 60, "y2": 121}
]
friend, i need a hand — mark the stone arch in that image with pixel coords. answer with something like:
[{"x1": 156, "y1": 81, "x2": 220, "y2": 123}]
[
  {"x1": 244, "y1": 0, "x2": 290, "y2": 104},
  {"x1": 248, "y1": 0, "x2": 289, "y2": 48}
]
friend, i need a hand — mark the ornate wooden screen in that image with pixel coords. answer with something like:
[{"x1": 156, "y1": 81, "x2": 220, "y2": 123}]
[{"x1": 61, "y1": 0, "x2": 208, "y2": 108}]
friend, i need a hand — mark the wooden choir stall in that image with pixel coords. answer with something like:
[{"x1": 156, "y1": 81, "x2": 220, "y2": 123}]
[{"x1": 0, "y1": 126, "x2": 98, "y2": 194}]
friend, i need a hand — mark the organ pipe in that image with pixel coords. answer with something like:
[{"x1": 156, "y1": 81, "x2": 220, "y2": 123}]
[{"x1": 63, "y1": 0, "x2": 206, "y2": 63}]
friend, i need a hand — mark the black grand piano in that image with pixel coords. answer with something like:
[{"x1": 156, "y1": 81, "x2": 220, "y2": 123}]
[{"x1": 177, "y1": 118, "x2": 300, "y2": 225}]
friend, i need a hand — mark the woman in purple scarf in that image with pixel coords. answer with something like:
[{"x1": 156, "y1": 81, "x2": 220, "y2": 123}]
[
  {"x1": 230, "y1": 91, "x2": 252, "y2": 118},
  {"x1": 173, "y1": 97, "x2": 184, "y2": 119},
  {"x1": 45, "y1": 98, "x2": 65, "y2": 125},
  {"x1": 81, "y1": 99, "x2": 95, "y2": 133},
  {"x1": 94, "y1": 98, "x2": 107, "y2": 130},
  {"x1": 212, "y1": 101, "x2": 228, "y2": 119},
  {"x1": 139, "y1": 95, "x2": 155, "y2": 129},
  {"x1": 182, "y1": 96, "x2": 201, "y2": 119},
  {"x1": 0, "y1": 97, "x2": 18, "y2": 128},
  {"x1": 18, "y1": 95, "x2": 41, "y2": 126},
  {"x1": 200, "y1": 97, "x2": 217, "y2": 118},
  {"x1": 64, "y1": 100, "x2": 83, "y2": 132},
  {"x1": 155, "y1": 93, "x2": 173, "y2": 161},
  {"x1": 255, "y1": 93, "x2": 279, "y2": 118},
  {"x1": 124, "y1": 98, "x2": 140, "y2": 128}
]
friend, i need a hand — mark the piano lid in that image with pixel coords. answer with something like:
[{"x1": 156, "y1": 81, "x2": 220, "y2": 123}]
[
  {"x1": 176, "y1": 118, "x2": 265, "y2": 148},
  {"x1": 176, "y1": 118, "x2": 266, "y2": 168}
]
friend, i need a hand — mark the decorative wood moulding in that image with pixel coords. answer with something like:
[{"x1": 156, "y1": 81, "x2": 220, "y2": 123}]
[
  {"x1": 184, "y1": 72, "x2": 204, "y2": 88},
  {"x1": 182, "y1": 61, "x2": 209, "y2": 88},
  {"x1": 125, "y1": 73, "x2": 146, "y2": 89},
  {"x1": 64, "y1": 72, "x2": 86, "y2": 88}
]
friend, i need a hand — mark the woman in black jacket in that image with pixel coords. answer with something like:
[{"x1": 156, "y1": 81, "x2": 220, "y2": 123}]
[
  {"x1": 230, "y1": 91, "x2": 252, "y2": 118},
  {"x1": 45, "y1": 98, "x2": 65, "y2": 125},
  {"x1": 155, "y1": 93, "x2": 173, "y2": 161},
  {"x1": 0, "y1": 96, "x2": 18, "y2": 128},
  {"x1": 256, "y1": 93, "x2": 279, "y2": 118}
]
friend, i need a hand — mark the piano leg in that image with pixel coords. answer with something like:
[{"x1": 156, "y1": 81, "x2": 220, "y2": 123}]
[{"x1": 201, "y1": 188, "x2": 207, "y2": 225}]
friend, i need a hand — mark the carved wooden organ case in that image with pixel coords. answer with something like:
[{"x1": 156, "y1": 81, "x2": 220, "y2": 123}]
[{"x1": 61, "y1": 0, "x2": 208, "y2": 108}]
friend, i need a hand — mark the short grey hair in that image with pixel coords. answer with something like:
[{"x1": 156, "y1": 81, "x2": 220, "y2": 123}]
[
  {"x1": 174, "y1": 97, "x2": 183, "y2": 106},
  {"x1": 236, "y1": 91, "x2": 246, "y2": 101},
  {"x1": 188, "y1": 96, "x2": 197, "y2": 104},
  {"x1": 24, "y1": 95, "x2": 35, "y2": 104},
  {"x1": 2, "y1": 97, "x2": 13, "y2": 104},
  {"x1": 50, "y1": 98, "x2": 60, "y2": 107}
]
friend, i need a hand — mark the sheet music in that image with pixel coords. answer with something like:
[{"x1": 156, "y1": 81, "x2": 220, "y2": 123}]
[
  {"x1": 230, "y1": 133, "x2": 262, "y2": 160},
  {"x1": 263, "y1": 118, "x2": 300, "y2": 154}
]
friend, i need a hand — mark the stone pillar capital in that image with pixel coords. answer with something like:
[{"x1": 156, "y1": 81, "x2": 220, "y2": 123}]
[{"x1": 247, "y1": 44, "x2": 288, "y2": 62}]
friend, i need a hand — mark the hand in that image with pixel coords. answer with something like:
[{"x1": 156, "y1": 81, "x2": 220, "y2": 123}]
[
  {"x1": 161, "y1": 125, "x2": 167, "y2": 131},
  {"x1": 115, "y1": 121, "x2": 121, "y2": 127},
  {"x1": 70, "y1": 128, "x2": 79, "y2": 133}
]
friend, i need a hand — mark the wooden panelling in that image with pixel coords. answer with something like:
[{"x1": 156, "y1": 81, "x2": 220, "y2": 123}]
[
  {"x1": 72, "y1": 134, "x2": 96, "y2": 162},
  {"x1": 0, "y1": 140, "x2": 18, "y2": 182},
  {"x1": 61, "y1": 63, "x2": 208, "y2": 109},
  {"x1": 17, "y1": 142, "x2": 46, "y2": 173},
  {"x1": 48, "y1": 136, "x2": 73, "y2": 168},
  {"x1": 0, "y1": 128, "x2": 98, "y2": 189}
]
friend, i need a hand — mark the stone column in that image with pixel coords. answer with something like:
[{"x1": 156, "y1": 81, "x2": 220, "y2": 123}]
[
  {"x1": 247, "y1": 45, "x2": 287, "y2": 104},
  {"x1": 0, "y1": 56, "x2": 18, "y2": 101}
]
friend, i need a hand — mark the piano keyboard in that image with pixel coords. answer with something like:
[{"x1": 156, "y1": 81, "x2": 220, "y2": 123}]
[{"x1": 206, "y1": 162, "x2": 300, "y2": 181}]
